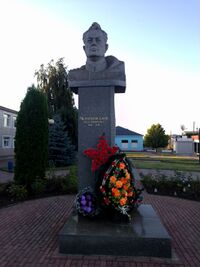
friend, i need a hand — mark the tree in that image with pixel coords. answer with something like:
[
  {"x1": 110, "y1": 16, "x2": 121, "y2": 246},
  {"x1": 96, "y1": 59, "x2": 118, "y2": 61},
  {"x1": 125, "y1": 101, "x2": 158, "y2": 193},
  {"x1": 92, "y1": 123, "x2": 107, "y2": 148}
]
[
  {"x1": 14, "y1": 85, "x2": 48, "y2": 192},
  {"x1": 35, "y1": 58, "x2": 77, "y2": 147},
  {"x1": 144, "y1": 124, "x2": 169, "y2": 151},
  {"x1": 180, "y1": 124, "x2": 186, "y2": 135},
  {"x1": 48, "y1": 114, "x2": 75, "y2": 167}
]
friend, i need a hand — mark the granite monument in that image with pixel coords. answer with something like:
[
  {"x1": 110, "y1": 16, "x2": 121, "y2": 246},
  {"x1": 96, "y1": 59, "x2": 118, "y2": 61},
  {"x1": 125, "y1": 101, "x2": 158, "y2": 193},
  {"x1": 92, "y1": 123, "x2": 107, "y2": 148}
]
[
  {"x1": 59, "y1": 23, "x2": 172, "y2": 258},
  {"x1": 69, "y1": 22, "x2": 126, "y2": 190}
]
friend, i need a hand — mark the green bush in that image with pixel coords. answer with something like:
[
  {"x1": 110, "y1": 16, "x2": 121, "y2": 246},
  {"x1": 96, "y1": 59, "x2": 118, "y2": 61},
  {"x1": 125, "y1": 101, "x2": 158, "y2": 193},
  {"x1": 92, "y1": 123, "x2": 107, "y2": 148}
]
[
  {"x1": 65, "y1": 165, "x2": 78, "y2": 193},
  {"x1": 45, "y1": 176, "x2": 67, "y2": 194},
  {"x1": 141, "y1": 172, "x2": 200, "y2": 200},
  {"x1": 14, "y1": 86, "x2": 48, "y2": 192},
  {"x1": 0, "y1": 183, "x2": 12, "y2": 198},
  {"x1": 7, "y1": 184, "x2": 28, "y2": 201},
  {"x1": 45, "y1": 165, "x2": 77, "y2": 194},
  {"x1": 31, "y1": 179, "x2": 47, "y2": 195},
  {"x1": 0, "y1": 165, "x2": 78, "y2": 208},
  {"x1": 191, "y1": 180, "x2": 200, "y2": 196}
]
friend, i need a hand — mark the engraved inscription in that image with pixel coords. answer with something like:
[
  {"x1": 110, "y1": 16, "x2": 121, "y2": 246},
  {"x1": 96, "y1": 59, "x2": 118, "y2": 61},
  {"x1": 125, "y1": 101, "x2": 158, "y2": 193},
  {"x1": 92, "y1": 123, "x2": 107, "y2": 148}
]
[{"x1": 80, "y1": 116, "x2": 108, "y2": 127}]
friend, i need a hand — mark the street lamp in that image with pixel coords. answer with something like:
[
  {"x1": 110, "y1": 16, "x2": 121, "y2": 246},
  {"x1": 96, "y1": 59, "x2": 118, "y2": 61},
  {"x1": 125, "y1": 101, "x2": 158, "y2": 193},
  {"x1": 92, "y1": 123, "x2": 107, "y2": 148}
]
[{"x1": 198, "y1": 128, "x2": 200, "y2": 164}]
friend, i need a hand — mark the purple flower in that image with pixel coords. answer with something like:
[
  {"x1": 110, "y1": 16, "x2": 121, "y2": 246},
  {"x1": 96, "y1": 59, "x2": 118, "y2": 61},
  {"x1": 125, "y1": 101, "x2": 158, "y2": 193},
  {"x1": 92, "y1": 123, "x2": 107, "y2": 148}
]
[
  {"x1": 81, "y1": 195, "x2": 86, "y2": 201},
  {"x1": 86, "y1": 207, "x2": 92, "y2": 213},
  {"x1": 86, "y1": 194, "x2": 92, "y2": 200},
  {"x1": 81, "y1": 200, "x2": 86, "y2": 206}
]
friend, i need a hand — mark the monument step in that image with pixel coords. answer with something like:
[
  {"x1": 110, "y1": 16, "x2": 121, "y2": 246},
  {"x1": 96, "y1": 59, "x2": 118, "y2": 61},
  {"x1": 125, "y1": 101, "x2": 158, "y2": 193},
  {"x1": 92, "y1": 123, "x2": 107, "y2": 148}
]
[{"x1": 59, "y1": 204, "x2": 172, "y2": 258}]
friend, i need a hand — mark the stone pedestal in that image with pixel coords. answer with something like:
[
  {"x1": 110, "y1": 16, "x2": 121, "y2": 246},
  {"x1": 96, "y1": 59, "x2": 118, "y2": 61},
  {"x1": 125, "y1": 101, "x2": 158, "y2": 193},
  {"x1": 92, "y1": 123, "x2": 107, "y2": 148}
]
[
  {"x1": 77, "y1": 86, "x2": 115, "y2": 190},
  {"x1": 69, "y1": 64, "x2": 126, "y2": 191},
  {"x1": 59, "y1": 204, "x2": 172, "y2": 258}
]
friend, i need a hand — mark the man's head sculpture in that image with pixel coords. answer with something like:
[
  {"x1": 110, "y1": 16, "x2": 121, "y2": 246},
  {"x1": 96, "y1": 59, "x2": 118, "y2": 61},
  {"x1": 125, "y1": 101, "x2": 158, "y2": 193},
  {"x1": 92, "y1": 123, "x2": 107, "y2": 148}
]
[
  {"x1": 68, "y1": 22, "x2": 126, "y2": 93},
  {"x1": 82, "y1": 22, "x2": 108, "y2": 60}
]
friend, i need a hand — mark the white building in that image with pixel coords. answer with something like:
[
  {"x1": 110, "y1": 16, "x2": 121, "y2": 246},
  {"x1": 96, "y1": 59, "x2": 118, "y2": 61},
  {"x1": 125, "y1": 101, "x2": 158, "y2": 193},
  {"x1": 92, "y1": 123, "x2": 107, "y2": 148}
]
[
  {"x1": 173, "y1": 136, "x2": 194, "y2": 155},
  {"x1": 0, "y1": 106, "x2": 18, "y2": 157}
]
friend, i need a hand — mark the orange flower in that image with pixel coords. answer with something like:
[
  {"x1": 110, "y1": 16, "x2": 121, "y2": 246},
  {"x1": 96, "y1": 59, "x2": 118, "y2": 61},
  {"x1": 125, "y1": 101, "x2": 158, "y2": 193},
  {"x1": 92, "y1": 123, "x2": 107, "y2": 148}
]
[
  {"x1": 110, "y1": 176, "x2": 116, "y2": 184},
  {"x1": 125, "y1": 172, "x2": 130, "y2": 179},
  {"x1": 119, "y1": 197, "x2": 127, "y2": 206},
  {"x1": 115, "y1": 190, "x2": 120, "y2": 197},
  {"x1": 116, "y1": 180, "x2": 123, "y2": 188},
  {"x1": 118, "y1": 162, "x2": 125, "y2": 169},
  {"x1": 127, "y1": 191, "x2": 134, "y2": 197},
  {"x1": 121, "y1": 178, "x2": 127, "y2": 185},
  {"x1": 112, "y1": 188, "x2": 120, "y2": 197},
  {"x1": 111, "y1": 187, "x2": 117, "y2": 195}
]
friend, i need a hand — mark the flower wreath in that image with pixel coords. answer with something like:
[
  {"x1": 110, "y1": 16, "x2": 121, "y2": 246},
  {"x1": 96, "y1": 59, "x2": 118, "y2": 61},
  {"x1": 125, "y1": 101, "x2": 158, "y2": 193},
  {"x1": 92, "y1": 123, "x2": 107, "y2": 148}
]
[
  {"x1": 99, "y1": 156, "x2": 137, "y2": 214},
  {"x1": 75, "y1": 187, "x2": 100, "y2": 217},
  {"x1": 76, "y1": 135, "x2": 143, "y2": 219}
]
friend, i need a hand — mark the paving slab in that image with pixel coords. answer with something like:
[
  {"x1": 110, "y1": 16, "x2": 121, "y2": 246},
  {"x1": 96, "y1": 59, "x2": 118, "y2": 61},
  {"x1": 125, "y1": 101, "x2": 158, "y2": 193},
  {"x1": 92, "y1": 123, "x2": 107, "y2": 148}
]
[{"x1": 0, "y1": 193, "x2": 200, "y2": 266}]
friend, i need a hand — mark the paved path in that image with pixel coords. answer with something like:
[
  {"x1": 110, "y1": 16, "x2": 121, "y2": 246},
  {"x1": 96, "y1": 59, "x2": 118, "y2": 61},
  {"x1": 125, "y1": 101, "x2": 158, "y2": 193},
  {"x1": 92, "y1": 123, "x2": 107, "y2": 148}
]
[
  {"x1": 0, "y1": 192, "x2": 200, "y2": 266},
  {"x1": 0, "y1": 170, "x2": 70, "y2": 184}
]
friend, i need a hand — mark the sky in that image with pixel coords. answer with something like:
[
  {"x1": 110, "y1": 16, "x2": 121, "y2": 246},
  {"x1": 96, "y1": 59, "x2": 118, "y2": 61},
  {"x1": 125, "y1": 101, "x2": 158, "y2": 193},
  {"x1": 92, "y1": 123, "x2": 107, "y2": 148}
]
[{"x1": 0, "y1": 0, "x2": 199, "y2": 135}]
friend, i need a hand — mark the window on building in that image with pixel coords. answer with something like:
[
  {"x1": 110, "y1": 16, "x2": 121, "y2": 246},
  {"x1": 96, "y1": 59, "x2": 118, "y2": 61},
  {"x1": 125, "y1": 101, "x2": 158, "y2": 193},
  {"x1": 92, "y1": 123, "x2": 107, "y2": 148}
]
[
  {"x1": 3, "y1": 113, "x2": 11, "y2": 127},
  {"x1": 121, "y1": 139, "x2": 128, "y2": 149},
  {"x1": 13, "y1": 116, "x2": 17, "y2": 128},
  {"x1": 2, "y1": 136, "x2": 11, "y2": 148},
  {"x1": 131, "y1": 140, "x2": 138, "y2": 149}
]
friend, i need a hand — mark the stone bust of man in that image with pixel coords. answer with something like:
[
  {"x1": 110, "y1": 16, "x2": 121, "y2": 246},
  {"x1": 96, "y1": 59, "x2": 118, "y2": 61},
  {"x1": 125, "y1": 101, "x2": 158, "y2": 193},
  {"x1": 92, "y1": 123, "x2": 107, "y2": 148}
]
[{"x1": 69, "y1": 22, "x2": 126, "y2": 93}]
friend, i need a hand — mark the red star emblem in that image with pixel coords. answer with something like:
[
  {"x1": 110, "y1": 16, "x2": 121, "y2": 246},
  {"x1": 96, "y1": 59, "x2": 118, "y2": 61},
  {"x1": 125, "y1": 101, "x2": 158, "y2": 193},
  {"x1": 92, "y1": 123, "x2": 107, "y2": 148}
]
[{"x1": 84, "y1": 135, "x2": 118, "y2": 172}]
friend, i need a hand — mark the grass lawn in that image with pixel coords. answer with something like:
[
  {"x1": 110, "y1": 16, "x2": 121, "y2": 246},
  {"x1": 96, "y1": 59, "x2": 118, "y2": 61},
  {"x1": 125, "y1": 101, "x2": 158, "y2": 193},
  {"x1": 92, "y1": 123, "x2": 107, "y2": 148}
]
[{"x1": 127, "y1": 152, "x2": 200, "y2": 172}]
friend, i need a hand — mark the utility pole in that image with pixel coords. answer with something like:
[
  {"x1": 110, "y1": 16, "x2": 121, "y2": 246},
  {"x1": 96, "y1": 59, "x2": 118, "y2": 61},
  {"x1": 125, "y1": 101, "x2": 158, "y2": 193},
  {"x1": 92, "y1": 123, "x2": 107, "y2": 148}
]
[{"x1": 199, "y1": 128, "x2": 200, "y2": 164}]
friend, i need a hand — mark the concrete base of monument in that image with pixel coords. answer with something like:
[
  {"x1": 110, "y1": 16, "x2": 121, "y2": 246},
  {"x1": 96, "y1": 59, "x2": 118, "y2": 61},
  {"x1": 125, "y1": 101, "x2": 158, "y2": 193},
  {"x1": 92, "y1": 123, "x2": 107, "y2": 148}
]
[{"x1": 59, "y1": 204, "x2": 172, "y2": 258}]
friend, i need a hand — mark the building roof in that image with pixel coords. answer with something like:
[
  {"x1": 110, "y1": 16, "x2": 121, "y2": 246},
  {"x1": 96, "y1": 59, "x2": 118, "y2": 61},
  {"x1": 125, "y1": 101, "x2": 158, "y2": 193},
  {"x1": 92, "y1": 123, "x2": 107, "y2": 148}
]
[
  {"x1": 0, "y1": 106, "x2": 18, "y2": 114},
  {"x1": 116, "y1": 126, "x2": 143, "y2": 136},
  {"x1": 185, "y1": 130, "x2": 199, "y2": 137}
]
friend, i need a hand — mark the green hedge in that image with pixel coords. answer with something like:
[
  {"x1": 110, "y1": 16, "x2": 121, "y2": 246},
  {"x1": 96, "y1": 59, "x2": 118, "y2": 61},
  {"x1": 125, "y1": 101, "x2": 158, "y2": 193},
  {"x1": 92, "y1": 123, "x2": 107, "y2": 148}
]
[
  {"x1": 0, "y1": 165, "x2": 78, "y2": 207},
  {"x1": 141, "y1": 171, "x2": 200, "y2": 201}
]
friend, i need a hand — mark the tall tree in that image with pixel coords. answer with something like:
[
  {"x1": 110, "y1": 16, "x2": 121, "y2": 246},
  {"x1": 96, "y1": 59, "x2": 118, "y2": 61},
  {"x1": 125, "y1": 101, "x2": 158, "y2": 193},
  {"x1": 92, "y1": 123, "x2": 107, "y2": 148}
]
[
  {"x1": 144, "y1": 124, "x2": 169, "y2": 151},
  {"x1": 14, "y1": 85, "x2": 48, "y2": 192},
  {"x1": 35, "y1": 58, "x2": 77, "y2": 147},
  {"x1": 49, "y1": 114, "x2": 75, "y2": 167}
]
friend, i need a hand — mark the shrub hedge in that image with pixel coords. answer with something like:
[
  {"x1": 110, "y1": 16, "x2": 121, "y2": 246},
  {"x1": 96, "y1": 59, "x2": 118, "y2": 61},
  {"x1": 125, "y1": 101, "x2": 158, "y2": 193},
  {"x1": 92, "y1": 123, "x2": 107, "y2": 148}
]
[
  {"x1": 0, "y1": 165, "x2": 78, "y2": 207},
  {"x1": 141, "y1": 171, "x2": 200, "y2": 201}
]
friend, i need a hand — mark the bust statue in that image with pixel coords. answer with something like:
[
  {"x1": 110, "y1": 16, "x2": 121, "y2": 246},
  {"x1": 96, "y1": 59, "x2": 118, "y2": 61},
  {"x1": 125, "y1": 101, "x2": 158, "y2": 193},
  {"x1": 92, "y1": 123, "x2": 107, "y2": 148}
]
[{"x1": 69, "y1": 22, "x2": 126, "y2": 93}]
